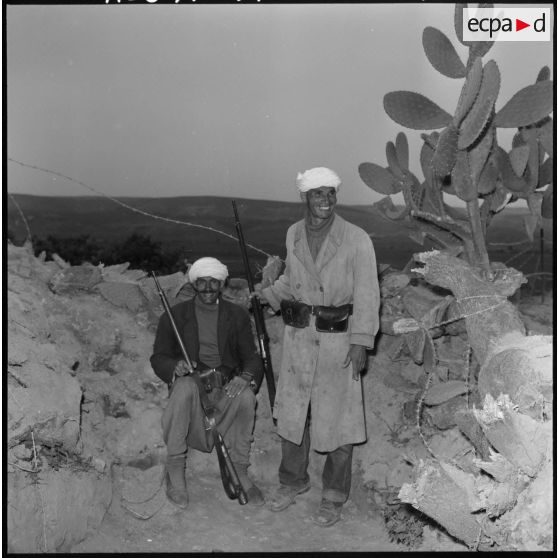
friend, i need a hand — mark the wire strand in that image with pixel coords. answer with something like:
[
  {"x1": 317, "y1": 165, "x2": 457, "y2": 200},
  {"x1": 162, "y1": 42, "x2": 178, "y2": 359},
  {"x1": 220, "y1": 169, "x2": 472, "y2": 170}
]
[
  {"x1": 8, "y1": 193, "x2": 33, "y2": 243},
  {"x1": 8, "y1": 157, "x2": 272, "y2": 259}
]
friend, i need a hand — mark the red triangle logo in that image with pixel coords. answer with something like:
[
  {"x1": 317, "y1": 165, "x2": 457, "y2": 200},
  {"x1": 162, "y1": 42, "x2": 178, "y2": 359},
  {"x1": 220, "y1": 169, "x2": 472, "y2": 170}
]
[{"x1": 516, "y1": 19, "x2": 530, "y2": 31}]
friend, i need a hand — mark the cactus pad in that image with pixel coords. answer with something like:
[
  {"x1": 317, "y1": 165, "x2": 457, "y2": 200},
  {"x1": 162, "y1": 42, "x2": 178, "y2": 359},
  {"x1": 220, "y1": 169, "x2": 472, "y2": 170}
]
[
  {"x1": 451, "y1": 151, "x2": 477, "y2": 201},
  {"x1": 458, "y1": 60, "x2": 500, "y2": 149},
  {"x1": 495, "y1": 146, "x2": 529, "y2": 195},
  {"x1": 385, "y1": 141, "x2": 405, "y2": 179},
  {"x1": 454, "y1": 3, "x2": 471, "y2": 46},
  {"x1": 511, "y1": 131, "x2": 525, "y2": 149},
  {"x1": 494, "y1": 80, "x2": 554, "y2": 128},
  {"x1": 432, "y1": 124, "x2": 459, "y2": 176},
  {"x1": 419, "y1": 137, "x2": 435, "y2": 182},
  {"x1": 509, "y1": 145, "x2": 530, "y2": 177},
  {"x1": 455, "y1": 3, "x2": 494, "y2": 52},
  {"x1": 468, "y1": 125, "x2": 495, "y2": 182},
  {"x1": 395, "y1": 132, "x2": 409, "y2": 170},
  {"x1": 458, "y1": 97, "x2": 495, "y2": 150},
  {"x1": 384, "y1": 91, "x2": 452, "y2": 130},
  {"x1": 374, "y1": 196, "x2": 409, "y2": 221},
  {"x1": 487, "y1": 182, "x2": 510, "y2": 213},
  {"x1": 358, "y1": 162, "x2": 400, "y2": 195},
  {"x1": 524, "y1": 134, "x2": 540, "y2": 189},
  {"x1": 541, "y1": 183, "x2": 553, "y2": 219},
  {"x1": 476, "y1": 160, "x2": 498, "y2": 195},
  {"x1": 453, "y1": 56, "x2": 483, "y2": 125},
  {"x1": 537, "y1": 117, "x2": 553, "y2": 154},
  {"x1": 469, "y1": 39, "x2": 494, "y2": 61},
  {"x1": 422, "y1": 26, "x2": 467, "y2": 78},
  {"x1": 536, "y1": 66, "x2": 551, "y2": 82},
  {"x1": 538, "y1": 157, "x2": 553, "y2": 188}
]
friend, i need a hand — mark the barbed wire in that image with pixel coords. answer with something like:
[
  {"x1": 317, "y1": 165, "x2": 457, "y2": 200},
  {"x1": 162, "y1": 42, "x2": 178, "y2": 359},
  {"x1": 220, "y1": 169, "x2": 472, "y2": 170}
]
[
  {"x1": 8, "y1": 193, "x2": 33, "y2": 244},
  {"x1": 488, "y1": 239, "x2": 553, "y2": 247},
  {"x1": 8, "y1": 157, "x2": 272, "y2": 259},
  {"x1": 504, "y1": 246, "x2": 535, "y2": 267}
]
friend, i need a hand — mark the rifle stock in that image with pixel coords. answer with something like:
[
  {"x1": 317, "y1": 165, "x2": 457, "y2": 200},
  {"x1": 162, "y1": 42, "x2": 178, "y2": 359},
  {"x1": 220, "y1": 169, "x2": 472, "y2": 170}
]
[
  {"x1": 151, "y1": 271, "x2": 247, "y2": 505},
  {"x1": 231, "y1": 201, "x2": 277, "y2": 413}
]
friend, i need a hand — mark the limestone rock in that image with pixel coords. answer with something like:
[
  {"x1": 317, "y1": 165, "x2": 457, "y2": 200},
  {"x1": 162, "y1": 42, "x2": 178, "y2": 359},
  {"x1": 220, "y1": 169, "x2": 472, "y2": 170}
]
[
  {"x1": 96, "y1": 281, "x2": 146, "y2": 313},
  {"x1": 7, "y1": 467, "x2": 112, "y2": 552},
  {"x1": 478, "y1": 333, "x2": 553, "y2": 420},
  {"x1": 49, "y1": 264, "x2": 103, "y2": 294},
  {"x1": 380, "y1": 271, "x2": 411, "y2": 298}
]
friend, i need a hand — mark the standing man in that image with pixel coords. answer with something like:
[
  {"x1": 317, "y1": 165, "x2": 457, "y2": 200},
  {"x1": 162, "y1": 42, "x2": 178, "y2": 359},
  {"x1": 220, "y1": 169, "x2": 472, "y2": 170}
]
[
  {"x1": 257, "y1": 167, "x2": 380, "y2": 526},
  {"x1": 151, "y1": 257, "x2": 264, "y2": 509}
]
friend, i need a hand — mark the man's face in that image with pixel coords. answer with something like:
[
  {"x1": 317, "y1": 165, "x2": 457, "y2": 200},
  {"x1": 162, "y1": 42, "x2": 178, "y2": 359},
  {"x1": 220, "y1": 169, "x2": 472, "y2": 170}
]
[
  {"x1": 193, "y1": 276, "x2": 223, "y2": 305},
  {"x1": 304, "y1": 187, "x2": 337, "y2": 220}
]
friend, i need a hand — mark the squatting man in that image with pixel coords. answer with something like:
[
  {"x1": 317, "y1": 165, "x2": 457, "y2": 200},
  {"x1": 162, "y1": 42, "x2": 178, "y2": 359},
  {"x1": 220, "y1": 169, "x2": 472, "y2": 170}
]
[
  {"x1": 255, "y1": 166, "x2": 380, "y2": 527},
  {"x1": 150, "y1": 257, "x2": 265, "y2": 509}
]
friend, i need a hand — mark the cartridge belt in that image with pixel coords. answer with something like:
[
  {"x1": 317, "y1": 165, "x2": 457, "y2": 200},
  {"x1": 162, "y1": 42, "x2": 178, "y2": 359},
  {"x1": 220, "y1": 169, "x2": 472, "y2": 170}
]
[{"x1": 280, "y1": 299, "x2": 353, "y2": 333}]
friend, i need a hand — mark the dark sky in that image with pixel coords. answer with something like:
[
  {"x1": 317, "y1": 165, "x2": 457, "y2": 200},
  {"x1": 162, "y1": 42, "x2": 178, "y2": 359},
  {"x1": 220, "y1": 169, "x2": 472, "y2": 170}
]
[{"x1": 6, "y1": 3, "x2": 554, "y2": 205}]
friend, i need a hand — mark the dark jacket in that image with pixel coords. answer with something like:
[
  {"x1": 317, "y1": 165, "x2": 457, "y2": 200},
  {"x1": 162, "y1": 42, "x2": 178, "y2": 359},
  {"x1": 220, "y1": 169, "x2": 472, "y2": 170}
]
[{"x1": 150, "y1": 296, "x2": 263, "y2": 388}]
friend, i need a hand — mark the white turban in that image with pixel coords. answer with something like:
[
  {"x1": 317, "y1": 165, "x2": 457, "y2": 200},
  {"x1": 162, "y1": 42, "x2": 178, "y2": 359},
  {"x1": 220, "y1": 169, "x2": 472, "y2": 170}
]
[
  {"x1": 188, "y1": 257, "x2": 228, "y2": 283},
  {"x1": 296, "y1": 167, "x2": 342, "y2": 193}
]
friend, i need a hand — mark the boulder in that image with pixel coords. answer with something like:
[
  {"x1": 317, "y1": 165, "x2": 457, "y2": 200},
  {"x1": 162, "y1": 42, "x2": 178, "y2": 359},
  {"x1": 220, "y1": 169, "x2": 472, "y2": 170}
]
[
  {"x1": 49, "y1": 264, "x2": 102, "y2": 294},
  {"x1": 7, "y1": 467, "x2": 112, "y2": 552}
]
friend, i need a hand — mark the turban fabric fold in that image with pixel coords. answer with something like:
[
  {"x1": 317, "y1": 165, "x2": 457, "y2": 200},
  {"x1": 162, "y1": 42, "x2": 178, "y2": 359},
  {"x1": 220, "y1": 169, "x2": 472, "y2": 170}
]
[
  {"x1": 296, "y1": 167, "x2": 342, "y2": 193},
  {"x1": 188, "y1": 257, "x2": 228, "y2": 283}
]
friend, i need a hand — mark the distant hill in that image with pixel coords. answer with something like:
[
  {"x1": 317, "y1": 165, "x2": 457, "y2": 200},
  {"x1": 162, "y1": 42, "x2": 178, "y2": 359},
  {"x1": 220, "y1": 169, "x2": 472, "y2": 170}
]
[{"x1": 7, "y1": 194, "x2": 549, "y2": 278}]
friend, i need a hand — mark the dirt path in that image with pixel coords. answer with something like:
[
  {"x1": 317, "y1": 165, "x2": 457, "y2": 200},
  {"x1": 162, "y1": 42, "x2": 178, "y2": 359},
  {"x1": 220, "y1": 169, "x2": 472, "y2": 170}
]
[
  {"x1": 73, "y1": 470, "x2": 401, "y2": 553},
  {"x1": 71, "y1": 459, "x2": 466, "y2": 553}
]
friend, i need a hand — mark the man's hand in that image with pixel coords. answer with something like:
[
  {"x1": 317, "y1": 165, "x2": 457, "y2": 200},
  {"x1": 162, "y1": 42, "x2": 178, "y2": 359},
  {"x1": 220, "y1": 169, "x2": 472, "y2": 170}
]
[
  {"x1": 174, "y1": 359, "x2": 194, "y2": 377},
  {"x1": 342, "y1": 344, "x2": 367, "y2": 381},
  {"x1": 250, "y1": 283, "x2": 268, "y2": 304},
  {"x1": 225, "y1": 376, "x2": 248, "y2": 398}
]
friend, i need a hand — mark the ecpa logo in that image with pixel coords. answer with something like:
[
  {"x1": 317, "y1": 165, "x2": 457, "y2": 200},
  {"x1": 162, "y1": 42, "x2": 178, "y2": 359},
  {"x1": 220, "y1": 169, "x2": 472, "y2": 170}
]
[{"x1": 463, "y1": 7, "x2": 551, "y2": 42}]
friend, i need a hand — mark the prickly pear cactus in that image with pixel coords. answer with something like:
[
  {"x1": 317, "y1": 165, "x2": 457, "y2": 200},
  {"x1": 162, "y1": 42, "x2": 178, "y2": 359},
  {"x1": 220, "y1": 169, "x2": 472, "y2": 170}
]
[{"x1": 360, "y1": 3, "x2": 553, "y2": 277}]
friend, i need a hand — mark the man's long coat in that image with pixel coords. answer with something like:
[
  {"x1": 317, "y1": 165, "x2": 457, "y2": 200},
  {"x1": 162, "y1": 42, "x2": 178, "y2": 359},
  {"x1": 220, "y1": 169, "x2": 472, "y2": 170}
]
[{"x1": 263, "y1": 214, "x2": 380, "y2": 451}]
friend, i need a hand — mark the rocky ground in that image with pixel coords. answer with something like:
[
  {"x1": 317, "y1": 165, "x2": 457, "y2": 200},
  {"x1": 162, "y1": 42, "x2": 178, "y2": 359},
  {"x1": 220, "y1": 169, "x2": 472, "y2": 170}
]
[{"x1": 6, "y1": 241, "x2": 553, "y2": 553}]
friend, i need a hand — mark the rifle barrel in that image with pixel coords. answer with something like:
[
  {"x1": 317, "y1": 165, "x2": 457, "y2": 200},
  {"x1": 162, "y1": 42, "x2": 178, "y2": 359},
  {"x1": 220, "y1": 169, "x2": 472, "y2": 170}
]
[
  {"x1": 231, "y1": 201, "x2": 276, "y2": 411},
  {"x1": 151, "y1": 272, "x2": 194, "y2": 372},
  {"x1": 232, "y1": 200, "x2": 256, "y2": 291}
]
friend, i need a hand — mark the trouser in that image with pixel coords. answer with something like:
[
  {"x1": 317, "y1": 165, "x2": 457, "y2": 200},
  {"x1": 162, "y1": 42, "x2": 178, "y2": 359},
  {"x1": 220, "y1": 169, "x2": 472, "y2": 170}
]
[
  {"x1": 278, "y1": 411, "x2": 353, "y2": 504},
  {"x1": 161, "y1": 375, "x2": 256, "y2": 468}
]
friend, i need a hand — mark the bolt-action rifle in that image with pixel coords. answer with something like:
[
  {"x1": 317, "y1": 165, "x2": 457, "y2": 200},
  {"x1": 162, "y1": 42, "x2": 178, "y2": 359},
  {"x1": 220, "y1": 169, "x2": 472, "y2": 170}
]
[
  {"x1": 232, "y1": 200, "x2": 276, "y2": 416},
  {"x1": 151, "y1": 271, "x2": 247, "y2": 505}
]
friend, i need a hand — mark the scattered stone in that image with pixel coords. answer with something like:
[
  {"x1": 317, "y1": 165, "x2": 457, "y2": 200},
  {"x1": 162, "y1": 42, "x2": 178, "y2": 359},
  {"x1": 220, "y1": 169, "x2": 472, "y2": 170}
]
[
  {"x1": 52, "y1": 253, "x2": 70, "y2": 269},
  {"x1": 380, "y1": 272, "x2": 411, "y2": 298},
  {"x1": 92, "y1": 457, "x2": 107, "y2": 473},
  {"x1": 100, "y1": 262, "x2": 146, "y2": 283},
  {"x1": 97, "y1": 281, "x2": 147, "y2": 313},
  {"x1": 11, "y1": 444, "x2": 33, "y2": 461},
  {"x1": 49, "y1": 264, "x2": 103, "y2": 294},
  {"x1": 425, "y1": 395, "x2": 467, "y2": 430}
]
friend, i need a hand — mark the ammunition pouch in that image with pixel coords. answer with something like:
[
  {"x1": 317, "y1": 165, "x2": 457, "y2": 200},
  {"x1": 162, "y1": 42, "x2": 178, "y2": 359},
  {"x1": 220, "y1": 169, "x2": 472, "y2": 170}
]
[
  {"x1": 314, "y1": 304, "x2": 352, "y2": 333},
  {"x1": 280, "y1": 300, "x2": 353, "y2": 333},
  {"x1": 196, "y1": 365, "x2": 235, "y2": 394},
  {"x1": 196, "y1": 368, "x2": 223, "y2": 393},
  {"x1": 280, "y1": 299, "x2": 312, "y2": 328}
]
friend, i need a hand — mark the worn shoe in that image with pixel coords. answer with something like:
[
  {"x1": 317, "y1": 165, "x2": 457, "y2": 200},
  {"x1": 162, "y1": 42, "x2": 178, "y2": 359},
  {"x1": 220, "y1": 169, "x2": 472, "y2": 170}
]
[
  {"x1": 235, "y1": 467, "x2": 265, "y2": 507},
  {"x1": 310, "y1": 498, "x2": 343, "y2": 527},
  {"x1": 165, "y1": 471, "x2": 189, "y2": 509},
  {"x1": 245, "y1": 484, "x2": 265, "y2": 507},
  {"x1": 165, "y1": 455, "x2": 189, "y2": 510},
  {"x1": 268, "y1": 483, "x2": 311, "y2": 512}
]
